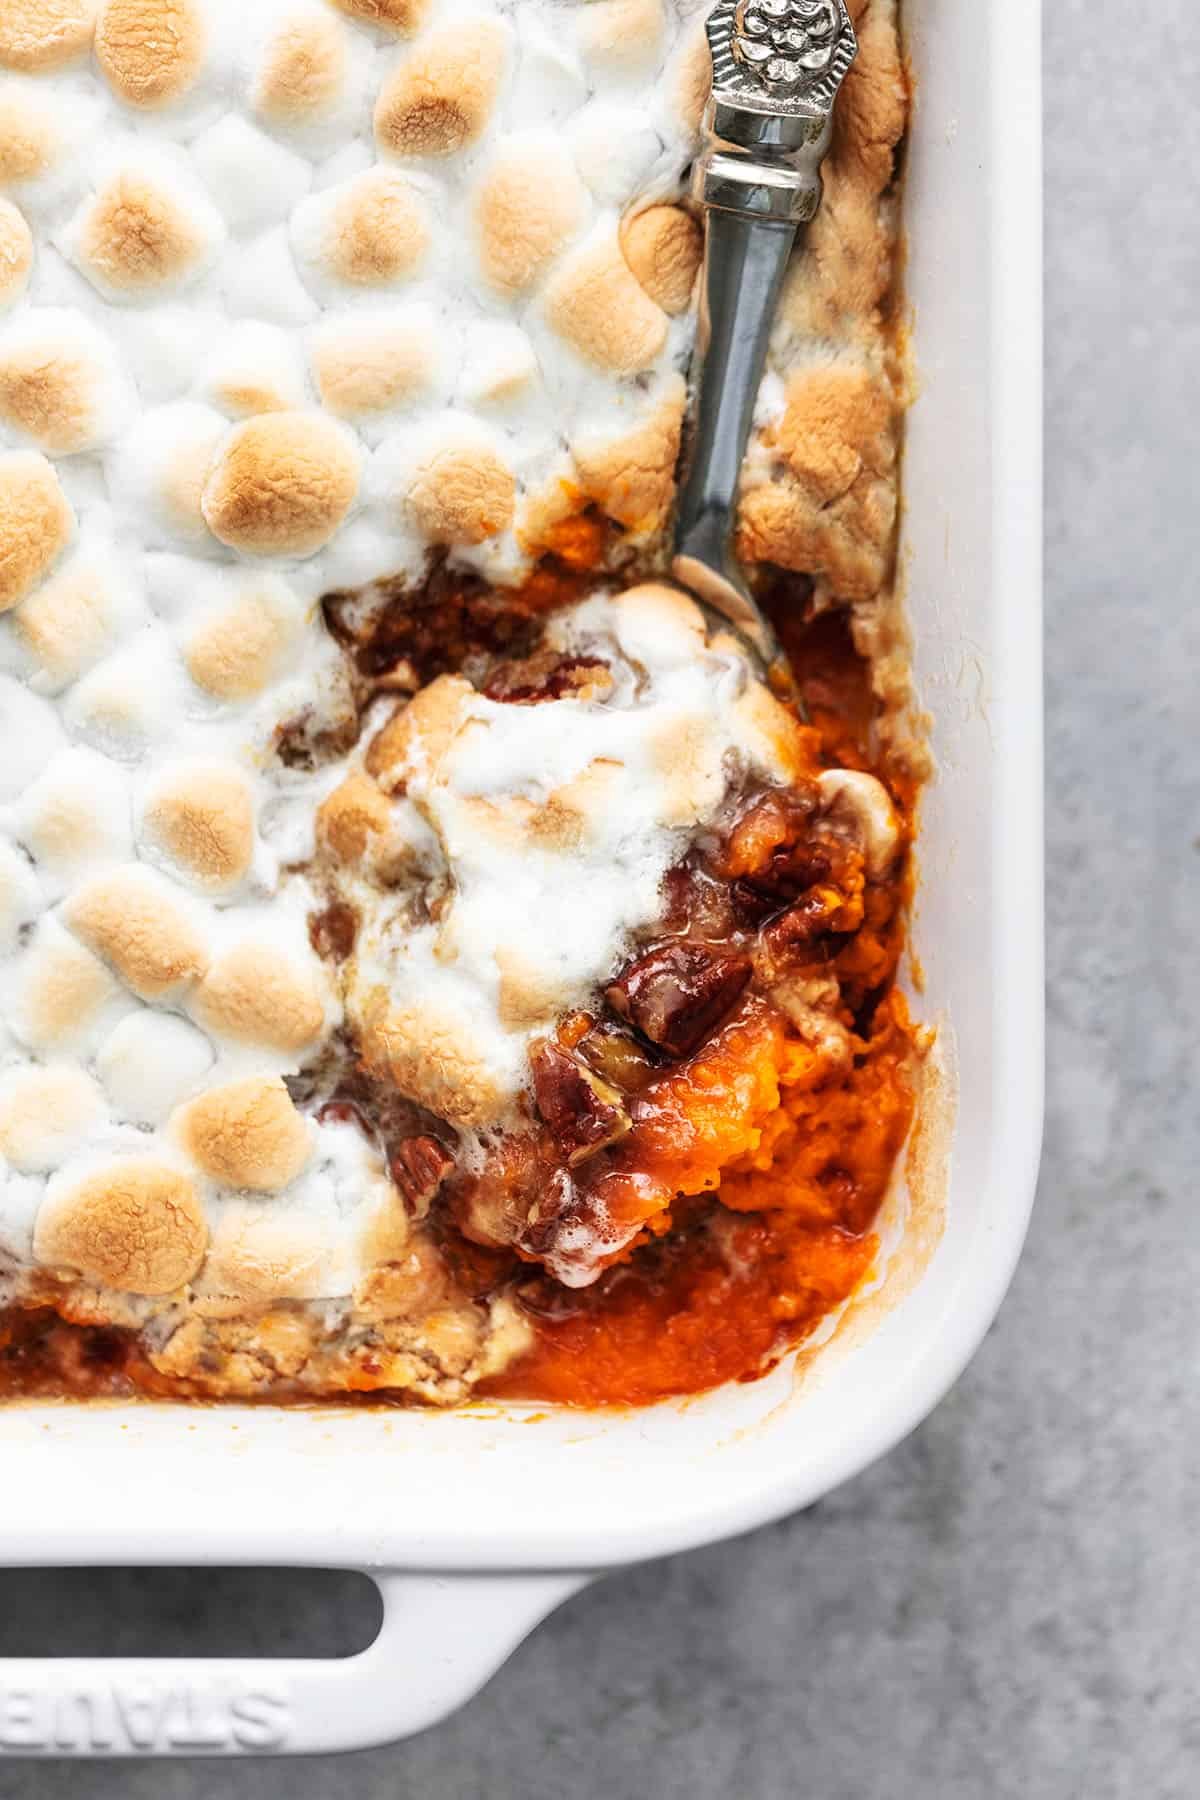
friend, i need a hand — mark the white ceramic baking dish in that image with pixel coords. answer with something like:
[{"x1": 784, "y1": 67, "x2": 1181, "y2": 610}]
[{"x1": 0, "y1": 0, "x2": 1043, "y2": 1757}]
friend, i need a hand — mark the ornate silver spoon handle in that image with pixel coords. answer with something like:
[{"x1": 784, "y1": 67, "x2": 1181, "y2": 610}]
[{"x1": 672, "y1": 0, "x2": 858, "y2": 664}]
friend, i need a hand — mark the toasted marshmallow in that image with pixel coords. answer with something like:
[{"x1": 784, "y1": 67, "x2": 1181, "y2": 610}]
[
  {"x1": 384, "y1": 414, "x2": 516, "y2": 548},
  {"x1": 35, "y1": 1155, "x2": 207, "y2": 1294},
  {"x1": 316, "y1": 765, "x2": 392, "y2": 863},
  {"x1": 620, "y1": 204, "x2": 702, "y2": 315},
  {"x1": 140, "y1": 761, "x2": 256, "y2": 892},
  {"x1": 174, "y1": 1075, "x2": 312, "y2": 1193},
  {"x1": 11, "y1": 745, "x2": 131, "y2": 882},
  {"x1": 97, "y1": 1009, "x2": 214, "y2": 1124},
  {"x1": 329, "y1": 0, "x2": 427, "y2": 35},
  {"x1": 182, "y1": 573, "x2": 303, "y2": 701},
  {"x1": 543, "y1": 229, "x2": 668, "y2": 373},
  {"x1": 374, "y1": 17, "x2": 510, "y2": 159},
  {"x1": 200, "y1": 319, "x2": 308, "y2": 418},
  {"x1": 0, "y1": 199, "x2": 34, "y2": 310},
  {"x1": 0, "y1": 449, "x2": 73, "y2": 612},
  {"x1": 192, "y1": 940, "x2": 326, "y2": 1053},
  {"x1": 0, "y1": 306, "x2": 130, "y2": 453},
  {"x1": 107, "y1": 401, "x2": 224, "y2": 548},
  {"x1": 459, "y1": 321, "x2": 537, "y2": 409},
  {"x1": 201, "y1": 1198, "x2": 335, "y2": 1302},
  {"x1": 0, "y1": 79, "x2": 62, "y2": 187},
  {"x1": 201, "y1": 410, "x2": 361, "y2": 556},
  {"x1": 93, "y1": 0, "x2": 207, "y2": 109},
  {"x1": 61, "y1": 630, "x2": 184, "y2": 759},
  {"x1": 474, "y1": 133, "x2": 588, "y2": 296},
  {"x1": 250, "y1": 3, "x2": 351, "y2": 131},
  {"x1": 310, "y1": 305, "x2": 435, "y2": 426},
  {"x1": 576, "y1": 0, "x2": 665, "y2": 76},
  {"x1": 9, "y1": 916, "x2": 122, "y2": 1052},
  {"x1": 0, "y1": 1063, "x2": 104, "y2": 1172},
  {"x1": 0, "y1": 198, "x2": 33, "y2": 311},
  {"x1": 66, "y1": 156, "x2": 224, "y2": 301},
  {"x1": 291, "y1": 165, "x2": 429, "y2": 295},
  {"x1": 65, "y1": 862, "x2": 209, "y2": 1000},
  {"x1": 570, "y1": 373, "x2": 685, "y2": 532},
  {"x1": 0, "y1": 0, "x2": 96, "y2": 74}
]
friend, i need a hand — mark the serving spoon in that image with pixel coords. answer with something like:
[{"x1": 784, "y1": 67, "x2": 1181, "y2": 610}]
[{"x1": 672, "y1": 0, "x2": 858, "y2": 668}]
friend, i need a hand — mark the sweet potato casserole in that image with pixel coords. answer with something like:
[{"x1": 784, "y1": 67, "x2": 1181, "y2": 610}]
[{"x1": 0, "y1": 0, "x2": 923, "y2": 1406}]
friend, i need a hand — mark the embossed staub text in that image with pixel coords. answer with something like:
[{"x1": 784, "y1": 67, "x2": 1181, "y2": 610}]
[{"x1": 0, "y1": 1677, "x2": 291, "y2": 1754}]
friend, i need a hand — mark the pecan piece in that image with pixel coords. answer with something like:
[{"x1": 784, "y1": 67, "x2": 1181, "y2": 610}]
[
  {"x1": 606, "y1": 942, "x2": 752, "y2": 1058},
  {"x1": 577, "y1": 1021, "x2": 659, "y2": 1095},
  {"x1": 389, "y1": 1136, "x2": 455, "y2": 1215},
  {"x1": 757, "y1": 890, "x2": 844, "y2": 978},
  {"x1": 530, "y1": 1039, "x2": 632, "y2": 1166}
]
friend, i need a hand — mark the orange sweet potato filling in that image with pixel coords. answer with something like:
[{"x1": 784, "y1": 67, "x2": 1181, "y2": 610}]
[{"x1": 485, "y1": 604, "x2": 920, "y2": 1406}]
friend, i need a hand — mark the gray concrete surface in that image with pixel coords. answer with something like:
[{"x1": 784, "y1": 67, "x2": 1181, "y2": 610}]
[{"x1": 2, "y1": 2, "x2": 1197, "y2": 1793}]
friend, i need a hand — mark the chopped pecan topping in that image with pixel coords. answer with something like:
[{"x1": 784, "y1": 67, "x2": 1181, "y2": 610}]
[
  {"x1": 576, "y1": 1020, "x2": 660, "y2": 1095},
  {"x1": 530, "y1": 1039, "x2": 632, "y2": 1166},
  {"x1": 606, "y1": 942, "x2": 752, "y2": 1058},
  {"x1": 756, "y1": 889, "x2": 849, "y2": 980},
  {"x1": 389, "y1": 1136, "x2": 455, "y2": 1215},
  {"x1": 483, "y1": 651, "x2": 612, "y2": 705}
]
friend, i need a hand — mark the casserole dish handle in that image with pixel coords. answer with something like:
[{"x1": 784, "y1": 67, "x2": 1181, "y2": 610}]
[{"x1": 0, "y1": 1570, "x2": 591, "y2": 1756}]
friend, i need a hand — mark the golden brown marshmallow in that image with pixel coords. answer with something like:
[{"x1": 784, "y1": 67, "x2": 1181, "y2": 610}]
[
  {"x1": 0, "y1": 1064, "x2": 103, "y2": 1172},
  {"x1": 738, "y1": 359, "x2": 897, "y2": 599},
  {"x1": 141, "y1": 763, "x2": 256, "y2": 891},
  {"x1": 329, "y1": 0, "x2": 427, "y2": 34},
  {"x1": 14, "y1": 556, "x2": 122, "y2": 687},
  {"x1": 0, "y1": 90, "x2": 59, "y2": 185},
  {"x1": 0, "y1": 450, "x2": 73, "y2": 613},
  {"x1": 94, "y1": 0, "x2": 206, "y2": 109},
  {"x1": 0, "y1": 200, "x2": 34, "y2": 310},
  {"x1": 174, "y1": 1076, "x2": 312, "y2": 1193},
  {"x1": 357, "y1": 989, "x2": 508, "y2": 1130},
  {"x1": 193, "y1": 943, "x2": 326, "y2": 1053},
  {"x1": 66, "y1": 864, "x2": 208, "y2": 1000},
  {"x1": 374, "y1": 18, "x2": 508, "y2": 159},
  {"x1": 619, "y1": 205, "x2": 702, "y2": 315},
  {"x1": 201, "y1": 411, "x2": 360, "y2": 556},
  {"x1": 75, "y1": 172, "x2": 212, "y2": 296},
  {"x1": 0, "y1": 0, "x2": 95, "y2": 73},
  {"x1": 543, "y1": 235, "x2": 668, "y2": 374},
  {"x1": 14, "y1": 925, "x2": 118, "y2": 1052},
  {"x1": 202, "y1": 1204, "x2": 329, "y2": 1303},
  {"x1": 407, "y1": 439, "x2": 515, "y2": 547},
  {"x1": 0, "y1": 324, "x2": 113, "y2": 454},
  {"x1": 570, "y1": 374, "x2": 685, "y2": 532},
  {"x1": 323, "y1": 167, "x2": 428, "y2": 285},
  {"x1": 475, "y1": 141, "x2": 587, "y2": 295},
  {"x1": 183, "y1": 582, "x2": 298, "y2": 702},
  {"x1": 363, "y1": 673, "x2": 471, "y2": 786},
  {"x1": 577, "y1": 0, "x2": 664, "y2": 73},
  {"x1": 252, "y1": 8, "x2": 347, "y2": 125},
  {"x1": 34, "y1": 1158, "x2": 207, "y2": 1294},
  {"x1": 316, "y1": 768, "x2": 391, "y2": 864},
  {"x1": 311, "y1": 316, "x2": 431, "y2": 416}
]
